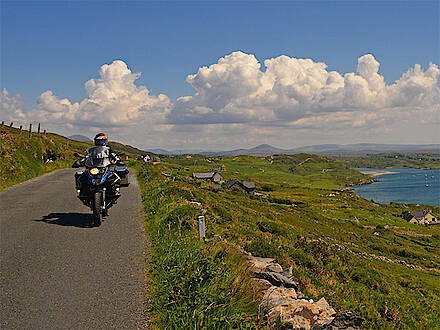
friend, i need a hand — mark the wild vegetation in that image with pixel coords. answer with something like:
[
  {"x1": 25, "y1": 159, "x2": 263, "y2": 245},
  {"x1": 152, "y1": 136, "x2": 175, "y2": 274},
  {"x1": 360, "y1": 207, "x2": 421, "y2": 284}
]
[
  {"x1": 137, "y1": 154, "x2": 439, "y2": 328},
  {"x1": 0, "y1": 125, "x2": 147, "y2": 191}
]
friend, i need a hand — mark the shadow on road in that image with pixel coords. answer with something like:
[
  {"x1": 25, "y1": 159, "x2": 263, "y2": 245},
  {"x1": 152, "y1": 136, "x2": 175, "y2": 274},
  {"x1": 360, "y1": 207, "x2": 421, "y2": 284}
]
[{"x1": 34, "y1": 213, "x2": 93, "y2": 228}]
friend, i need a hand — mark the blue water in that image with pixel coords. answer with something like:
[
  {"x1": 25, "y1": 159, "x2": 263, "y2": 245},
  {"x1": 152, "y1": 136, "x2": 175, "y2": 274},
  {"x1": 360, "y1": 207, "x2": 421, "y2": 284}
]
[{"x1": 353, "y1": 168, "x2": 440, "y2": 207}]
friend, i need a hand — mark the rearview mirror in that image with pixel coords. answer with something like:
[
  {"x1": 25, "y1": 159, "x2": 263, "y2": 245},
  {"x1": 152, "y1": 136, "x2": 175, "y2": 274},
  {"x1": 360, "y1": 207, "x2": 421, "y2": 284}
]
[{"x1": 73, "y1": 152, "x2": 83, "y2": 158}]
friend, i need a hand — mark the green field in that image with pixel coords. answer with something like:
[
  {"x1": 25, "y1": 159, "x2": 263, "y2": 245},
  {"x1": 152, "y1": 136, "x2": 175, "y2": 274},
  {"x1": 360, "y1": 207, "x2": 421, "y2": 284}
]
[{"x1": 136, "y1": 154, "x2": 440, "y2": 329}]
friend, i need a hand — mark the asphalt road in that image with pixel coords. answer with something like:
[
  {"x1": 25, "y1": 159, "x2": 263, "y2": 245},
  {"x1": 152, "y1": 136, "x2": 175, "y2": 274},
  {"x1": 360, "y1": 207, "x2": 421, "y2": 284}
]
[{"x1": 0, "y1": 169, "x2": 148, "y2": 329}]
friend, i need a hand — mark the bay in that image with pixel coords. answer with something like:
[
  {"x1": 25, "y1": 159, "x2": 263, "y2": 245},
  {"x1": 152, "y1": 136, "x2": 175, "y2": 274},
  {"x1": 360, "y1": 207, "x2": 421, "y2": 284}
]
[{"x1": 353, "y1": 168, "x2": 440, "y2": 207}]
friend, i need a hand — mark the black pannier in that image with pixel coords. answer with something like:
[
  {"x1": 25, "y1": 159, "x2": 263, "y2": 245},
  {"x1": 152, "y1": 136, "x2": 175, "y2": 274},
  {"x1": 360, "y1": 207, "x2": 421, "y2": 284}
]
[
  {"x1": 74, "y1": 170, "x2": 86, "y2": 190},
  {"x1": 115, "y1": 167, "x2": 130, "y2": 187}
]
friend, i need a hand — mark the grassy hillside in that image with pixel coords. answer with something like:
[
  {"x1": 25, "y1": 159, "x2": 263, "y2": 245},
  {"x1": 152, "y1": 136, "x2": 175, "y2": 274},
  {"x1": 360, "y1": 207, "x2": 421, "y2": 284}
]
[
  {"x1": 0, "y1": 125, "x2": 148, "y2": 191},
  {"x1": 136, "y1": 154, "x2": 440, "y2": 328}
]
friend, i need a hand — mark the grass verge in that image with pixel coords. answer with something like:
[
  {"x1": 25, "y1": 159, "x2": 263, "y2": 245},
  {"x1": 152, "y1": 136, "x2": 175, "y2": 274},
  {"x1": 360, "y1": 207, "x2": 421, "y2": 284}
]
[{"x1": 135, "y1": 162, "x2": 262, "y2": 329}]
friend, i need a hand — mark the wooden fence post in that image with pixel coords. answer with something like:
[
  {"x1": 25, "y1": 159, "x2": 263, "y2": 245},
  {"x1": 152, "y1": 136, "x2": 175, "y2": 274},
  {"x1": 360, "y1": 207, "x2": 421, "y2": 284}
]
[
  {"x1": 19, "y1": 125, "x2": 22, "y2": 135},
  {"x1": 43, "y1": 129, "x2": 46, "y2": 135},
  {"x1": 38, "y1": 123, "x2": 41, "y2": 134},
  {"x1": 1, "y1": 121, "x2": 4, "y2": 126},
  {"x1": 29, "y1": 123, "x2": 32, "y2": 138}
]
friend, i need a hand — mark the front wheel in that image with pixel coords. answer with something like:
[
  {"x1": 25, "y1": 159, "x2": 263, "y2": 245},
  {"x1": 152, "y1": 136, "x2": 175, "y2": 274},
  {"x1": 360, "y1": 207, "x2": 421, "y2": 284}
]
[{"x1": 92, "y1": 191, "x2": 102, "y2": 227}]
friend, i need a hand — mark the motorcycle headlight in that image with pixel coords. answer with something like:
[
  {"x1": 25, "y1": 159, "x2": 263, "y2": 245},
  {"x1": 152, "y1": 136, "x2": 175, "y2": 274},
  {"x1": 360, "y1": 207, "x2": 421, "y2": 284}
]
[{"x1": 90, "y1": 168, "x2": 99, "y2": 175}]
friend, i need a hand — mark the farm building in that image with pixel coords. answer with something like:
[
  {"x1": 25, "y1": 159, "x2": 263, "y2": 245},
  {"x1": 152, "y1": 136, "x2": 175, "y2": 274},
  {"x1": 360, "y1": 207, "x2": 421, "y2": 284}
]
[
  {"x1": 193, "y1": 172, "x2": 223, "y2": 183},
  {"x1": 402, "y1": 209, "x2": 439, "y2": 225},
  {"x1": 210, "y1": 165, "x2": 226, "y2": 171},
  {"x1": 222, "y1": 179, "x2": 255, "y2": 194}
]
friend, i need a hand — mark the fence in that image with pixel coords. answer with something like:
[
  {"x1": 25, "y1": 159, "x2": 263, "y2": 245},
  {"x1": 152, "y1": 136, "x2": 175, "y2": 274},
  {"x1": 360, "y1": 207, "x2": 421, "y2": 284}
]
[{"x1": 1, "y1": 121, "x2": 47, "y2": 137}]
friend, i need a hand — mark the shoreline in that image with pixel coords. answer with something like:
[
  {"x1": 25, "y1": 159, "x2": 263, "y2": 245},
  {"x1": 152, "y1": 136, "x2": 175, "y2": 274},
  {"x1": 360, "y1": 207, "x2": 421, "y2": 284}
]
[{"x1": 366, "y1": 171, "x2": 397, "y2": 177}]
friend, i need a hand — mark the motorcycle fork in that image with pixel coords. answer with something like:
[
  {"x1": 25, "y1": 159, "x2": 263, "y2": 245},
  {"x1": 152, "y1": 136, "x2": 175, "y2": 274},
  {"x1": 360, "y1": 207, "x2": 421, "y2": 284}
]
[{"x1": 102, "y1": 188, "x2": 106, "y2": 210}]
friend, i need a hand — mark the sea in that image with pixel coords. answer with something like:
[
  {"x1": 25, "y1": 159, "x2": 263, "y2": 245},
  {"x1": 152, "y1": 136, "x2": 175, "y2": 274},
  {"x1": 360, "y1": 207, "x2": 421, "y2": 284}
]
[{"x1": 353, "y1": 168, "x2": 440, "y2": 207}]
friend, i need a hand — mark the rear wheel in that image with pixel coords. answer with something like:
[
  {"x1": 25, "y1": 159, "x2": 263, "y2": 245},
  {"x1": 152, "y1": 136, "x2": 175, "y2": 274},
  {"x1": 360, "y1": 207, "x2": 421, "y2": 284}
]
[{"x1": 92, "y1": 191, "x2": 102, "y2": 227}]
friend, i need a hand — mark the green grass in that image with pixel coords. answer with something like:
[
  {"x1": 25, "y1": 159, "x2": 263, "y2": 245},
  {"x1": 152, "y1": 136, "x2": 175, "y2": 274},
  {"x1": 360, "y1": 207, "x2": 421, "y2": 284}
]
[
  {"x1": 137, "y1": 154, "x2": 440, "y2": 329},
  {"x1": 135, "y1": 163, "x2": 262, "y2": 329},
  {"x1": 0, "y1": 125, "x2": 149, "y2": 191},
  {"x1": 0, "y1": 126, "x2": 93, "y2": 190}
]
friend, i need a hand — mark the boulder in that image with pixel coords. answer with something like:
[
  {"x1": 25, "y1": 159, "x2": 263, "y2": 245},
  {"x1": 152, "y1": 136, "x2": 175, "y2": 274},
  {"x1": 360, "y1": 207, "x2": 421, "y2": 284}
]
[
  {"x1": 254, "y1": 271, "x2": 299, "y2": 289},
  {"x1": 252, "y1": 278, "x2": 273, "y2": 290},
  {"x1": 260, "y1": 286, "x2": 298, "y2": 309},
  {"x1": 268, "y1": 299, "x2": 335, "y2": 329},
  {"x1": 266, "y1": 263, "x2": 283, "y2": 273},
  {"x1": 315, "y1": 298, "x2": 336, "y2": 316},
  {"x1": 313, "y1": 311, "x2": 364, "y2": 329},
  {"x1": 247, "y1": 256, "x2": 276, "y2": 271}
]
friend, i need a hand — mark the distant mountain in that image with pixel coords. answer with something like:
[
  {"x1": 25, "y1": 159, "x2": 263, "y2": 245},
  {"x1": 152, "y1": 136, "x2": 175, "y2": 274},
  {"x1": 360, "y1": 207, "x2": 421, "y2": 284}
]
[
  {"x1": 147, "y1": 143, "x2": 440, "y2": 156},
  {"x1": 292, "y1": 143, "x2": 440, "y2": 154},
  {"x1": 68, "y1": 135, "x2": 91, "y2": 142}
]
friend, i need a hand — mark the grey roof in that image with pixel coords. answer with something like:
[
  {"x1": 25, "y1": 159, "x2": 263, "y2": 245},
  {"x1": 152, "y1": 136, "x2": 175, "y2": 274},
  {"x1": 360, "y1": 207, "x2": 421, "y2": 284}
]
[
  {"x1": 222, "y1": 179, "x2": 238, "y2": 187},
  {"x1": 410, "y1": 209, "x2": 431, "y2": 220},
  {"x1": 241, "y1": 181, "x2": 255, "y2": 189},
  {"x1": 193, "y1": 172, "x2": 215, "y2": 179}
]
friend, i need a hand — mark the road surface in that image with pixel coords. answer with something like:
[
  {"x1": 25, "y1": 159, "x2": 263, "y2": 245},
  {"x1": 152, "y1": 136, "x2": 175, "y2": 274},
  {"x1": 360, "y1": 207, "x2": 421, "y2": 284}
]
[{"x1": 1, "y1": 169, "x2": 148, "y2": 329}]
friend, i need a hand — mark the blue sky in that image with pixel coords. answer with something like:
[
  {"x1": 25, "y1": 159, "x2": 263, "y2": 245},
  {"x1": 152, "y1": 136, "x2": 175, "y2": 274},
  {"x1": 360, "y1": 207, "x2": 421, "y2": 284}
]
[
  {"x1": 1, "y1": 1, "x2": 439, "y2": 149},
  {"x1": 2, "y1": 1, "x2": 438, "y2": 102}
]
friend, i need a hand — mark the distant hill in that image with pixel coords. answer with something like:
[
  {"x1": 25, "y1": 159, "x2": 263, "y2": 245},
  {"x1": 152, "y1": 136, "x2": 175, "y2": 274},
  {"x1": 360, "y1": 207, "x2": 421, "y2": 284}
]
[
  {"x1": 149, "y1": 143, "x2": 440, "y2": 156},
  {"x1": 68, "y1": 135, "x2": 91, "y2": 142},
  {"x1": 108, "y1": 141, "x2": 149, "y2": 157}
]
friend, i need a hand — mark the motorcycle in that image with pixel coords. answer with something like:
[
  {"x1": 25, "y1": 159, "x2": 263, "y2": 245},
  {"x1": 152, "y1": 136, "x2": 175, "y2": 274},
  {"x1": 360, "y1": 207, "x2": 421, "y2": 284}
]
[{"x1": 72, "y1": 146, "x2": 129, "y2": 226}]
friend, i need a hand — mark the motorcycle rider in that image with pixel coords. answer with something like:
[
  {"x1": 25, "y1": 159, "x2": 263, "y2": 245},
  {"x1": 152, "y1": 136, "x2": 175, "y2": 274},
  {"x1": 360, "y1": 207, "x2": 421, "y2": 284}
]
[
  {"x1": 74, "y1": 133, "x2": 123, "y2": 167},
  {"x1": 73, "y1": 133, "x2": 124, "y2": 216}
]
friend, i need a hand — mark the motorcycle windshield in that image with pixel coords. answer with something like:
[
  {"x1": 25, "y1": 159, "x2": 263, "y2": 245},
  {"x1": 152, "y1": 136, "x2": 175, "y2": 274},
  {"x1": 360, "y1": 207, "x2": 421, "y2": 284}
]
[{"x1": 85, "y1": 146, "x2": 111, "y2": 167}]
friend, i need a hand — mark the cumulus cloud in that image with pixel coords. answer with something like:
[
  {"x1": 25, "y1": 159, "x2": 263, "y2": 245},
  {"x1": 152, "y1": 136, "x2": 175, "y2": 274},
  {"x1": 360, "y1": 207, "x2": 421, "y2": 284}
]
[
  {"x1": 1, "y1": 53, "x2": 438, "y2": 149},
  {"x1": 0, "y1": 89, "x2": 26, "y2": 123},
  {"x1": 168, "y1": 51, "x2": 440, "y2": 128},
  {"x1": 26, "y1": 60, "x2": 171, "y2": 129}
]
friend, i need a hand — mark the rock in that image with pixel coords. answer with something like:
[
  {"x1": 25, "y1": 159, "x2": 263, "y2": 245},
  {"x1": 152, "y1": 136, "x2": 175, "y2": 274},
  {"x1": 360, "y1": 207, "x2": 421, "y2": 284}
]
[
  {"x1": 296, "y1": 292, "x2": 307, "y2": 300},
  {"x1": 247, "y1": 256, "x2": 276, "y2": 271},
  {"x1": 268, "y1": 299, "x2": 335, "y2": 329},
  {"x1": 315, "y1": 298, "x2": 336, "y2": 316},
  {"x1": 260, "y1": 286, "x2": 297, "y2": 309},
  {"x1": 252, "y1": 278, "x2": 273, "y2": 290},
  {"x1": 266, "y1": 263, "x2": 283, "y2": 273},
  {"x1": 254, "y1": 271, "x2": 299, "y2": 289},
  {"x1": 281, "y1": 265, "x2": 293, "y2": 278},
  {"x1": 313, "y1": 311, "x2": 364, "y2": 329}
]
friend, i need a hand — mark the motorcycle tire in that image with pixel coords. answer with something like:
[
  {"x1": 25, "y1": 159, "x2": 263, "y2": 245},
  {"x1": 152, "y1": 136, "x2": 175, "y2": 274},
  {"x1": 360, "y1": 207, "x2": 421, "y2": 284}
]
[{"x1": 92, "y1": 191, "x2": 102, "y2": 227}]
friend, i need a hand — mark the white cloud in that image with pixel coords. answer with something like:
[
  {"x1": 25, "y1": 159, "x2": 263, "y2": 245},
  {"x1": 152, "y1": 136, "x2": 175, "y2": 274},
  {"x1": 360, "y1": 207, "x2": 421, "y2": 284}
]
[
  {"x1": 0, "y1": 89, "x2": 26, "y2": 123},
  {"x1": 168, "y1": 51, "x2": 440, "y2": 129},
  {"x1": 1, "y1": 53, "x2": 438, "y2": 149},
  {"x1": 29, "y1": 60, "x2": 171, "y2": 128}
]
